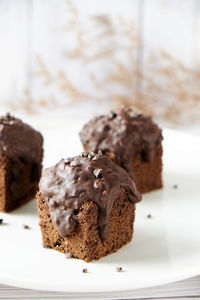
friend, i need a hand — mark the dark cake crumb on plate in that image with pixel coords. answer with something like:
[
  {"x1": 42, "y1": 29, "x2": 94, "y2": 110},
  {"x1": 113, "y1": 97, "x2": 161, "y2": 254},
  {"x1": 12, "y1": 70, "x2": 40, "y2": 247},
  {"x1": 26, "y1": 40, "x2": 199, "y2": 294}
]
[
  {"x1": 146, "y1": 214, "x2": 152, "y2": 219},
  {"x1": 116, "y1": 267, "x2": 123, "y2": 272},
  {"x1": 173, "y1": 184, "x2": 178, "y2": 189},
  {"x1": 82, "y1": 268, "x2": 88, "y2": 273},
  {"x1": 23, "y1": 224, "x2": 30, "y2": 229}
]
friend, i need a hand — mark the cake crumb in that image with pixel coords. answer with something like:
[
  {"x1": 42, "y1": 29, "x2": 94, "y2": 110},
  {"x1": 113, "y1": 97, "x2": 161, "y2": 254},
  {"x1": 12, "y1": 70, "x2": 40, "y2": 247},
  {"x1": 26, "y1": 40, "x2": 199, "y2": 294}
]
[
  {"x1": 0, "y1": 218, "x2": 3, "y2": 224},
  {"x1": 23, "y1": 224, "x2": 30, "y2": 229},
  {"x1": 116, "y1": 267, "x2": 123, "y2": 272},
  {"x1": 82, "y1": 268, "x2": 88, "y2": 273},
  {"x1": 147, "y1": 214, "x2": 152, "y2": 219},
  {"x1": 173, "y1": 184, "x2": 178, "y2": 189}
]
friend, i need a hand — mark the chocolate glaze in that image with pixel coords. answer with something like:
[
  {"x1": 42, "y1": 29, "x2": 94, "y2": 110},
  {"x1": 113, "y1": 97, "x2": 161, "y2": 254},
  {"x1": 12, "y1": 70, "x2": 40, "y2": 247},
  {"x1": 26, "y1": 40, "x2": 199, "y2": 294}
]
[
  {"x1": 0, "y1": 113, "x2": 43, "y2": 162},
  {"x1": 39, "y1": 152, "x2": 141, "y2": 240},
  {"x1": 80, "y1": 107, "x2": 163, "y2": 173}
]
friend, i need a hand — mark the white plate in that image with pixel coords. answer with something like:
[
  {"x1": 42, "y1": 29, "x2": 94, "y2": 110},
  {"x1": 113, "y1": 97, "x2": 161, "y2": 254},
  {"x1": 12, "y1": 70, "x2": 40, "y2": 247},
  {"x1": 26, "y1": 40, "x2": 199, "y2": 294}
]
[{"x1": 0, "y1": 119, "x2": 200, "y2": 293}]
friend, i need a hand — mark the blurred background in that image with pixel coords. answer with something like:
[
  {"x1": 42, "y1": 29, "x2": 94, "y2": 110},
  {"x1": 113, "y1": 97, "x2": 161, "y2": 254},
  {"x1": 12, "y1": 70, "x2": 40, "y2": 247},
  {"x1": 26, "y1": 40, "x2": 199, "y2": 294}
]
[{"x1": 0, "y1": 0, "x2": 200, "y2": 133}]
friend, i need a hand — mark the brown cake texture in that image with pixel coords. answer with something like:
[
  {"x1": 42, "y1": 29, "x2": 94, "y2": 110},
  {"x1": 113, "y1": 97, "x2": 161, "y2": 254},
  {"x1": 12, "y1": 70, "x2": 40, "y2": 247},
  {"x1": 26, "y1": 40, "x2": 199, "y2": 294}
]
[
  {"x1": 0, "y1": 113, "x2": 43, "y2": 212},
  {"x1": 37, "y1": 152, "x2": 141, "y2": 262},
  {"x1": 80, "y1": 107, "x2": 163, "y2": 194}
]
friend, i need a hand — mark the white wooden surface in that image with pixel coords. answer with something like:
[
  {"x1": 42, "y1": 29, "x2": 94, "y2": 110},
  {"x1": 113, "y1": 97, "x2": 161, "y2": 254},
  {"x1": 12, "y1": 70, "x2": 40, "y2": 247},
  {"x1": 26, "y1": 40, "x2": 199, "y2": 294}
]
[{"x1": 0, "y1": 276, "x2": 200, "y2": 299}]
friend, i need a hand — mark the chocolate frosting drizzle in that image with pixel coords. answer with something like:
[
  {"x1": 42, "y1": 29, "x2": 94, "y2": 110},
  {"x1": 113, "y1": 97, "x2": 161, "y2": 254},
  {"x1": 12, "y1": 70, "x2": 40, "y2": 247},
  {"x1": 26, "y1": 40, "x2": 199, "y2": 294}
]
[
  {"x1": 39, "y1": 152, "x2": 141, "y2": 240},
  {"x1": 0, "y1": 113, "x2": 43, "y2": 162},
  {"x1": 80, "y1": 107, "x2": 163, "y2": 173}
]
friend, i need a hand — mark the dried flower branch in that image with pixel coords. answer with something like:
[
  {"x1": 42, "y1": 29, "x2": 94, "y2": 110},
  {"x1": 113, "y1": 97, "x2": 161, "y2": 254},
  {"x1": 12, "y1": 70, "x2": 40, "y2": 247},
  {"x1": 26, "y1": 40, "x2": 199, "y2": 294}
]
[
  {"x1": 24, "y1": 0, "x2": 200, "y2": 126},
  {"x1": 36, "y1": 56, "x2": 52, "y2": 85}
]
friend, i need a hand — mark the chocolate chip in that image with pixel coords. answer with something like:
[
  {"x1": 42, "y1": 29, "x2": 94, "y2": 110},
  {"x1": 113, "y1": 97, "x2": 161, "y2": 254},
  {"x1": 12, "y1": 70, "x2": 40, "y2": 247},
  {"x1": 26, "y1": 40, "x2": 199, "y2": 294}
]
[
  {"x1": 108, "y1": 111, "x2": 117, "y2": 120},
  {"x1": 43, "y1": 244, "x2": 52, "y2": 249},
  {"x1": 116, "y1": 267, "x2": 123, "y2": 272},
  {"x1": 23, "y1": 224, "x2": 30, "y2": 229},
  {"x1": 81, "y1": 152, "x2": 88, "y2": 157},
  {"x1": 82, "y1": 268, "x2": 88, "y2": 273},
  {"x1": 88, "y1": 152, "x2": 95, "y2": 160},
  {"x1": 93, "y1": 168, "x2": 103, "y2": 178},
  {"x1": 173, "y1": 184, "x2": 178, "y2": 189},
  {"x1": 64, "y1": 159, "x2": 70, "y2": 165},
  {"x1": 92, "y1": 154, "x2": 99, "y2": 161},
  {"x1": 0, "y1": 218, "x2": 3, "y2": 224},
  {"x1": 70, "y1": 161, "x2": 80, "y2": 167},
  {"x1": 147, "y1": 214, "x2": 152, "y2": 219}
]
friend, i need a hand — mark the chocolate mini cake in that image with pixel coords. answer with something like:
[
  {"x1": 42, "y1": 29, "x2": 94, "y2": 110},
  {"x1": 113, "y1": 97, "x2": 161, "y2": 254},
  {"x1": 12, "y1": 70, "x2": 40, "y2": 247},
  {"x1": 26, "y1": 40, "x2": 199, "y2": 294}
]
[
  {"x1": 0, "y1": 113, "x2": 43, "y2": 212},
  {"x1": 37, "y1": 152, "x2": 141, "y2": 262},
  {"x1": 80, "y1": 107, "x2": 163, "y2": 193}
]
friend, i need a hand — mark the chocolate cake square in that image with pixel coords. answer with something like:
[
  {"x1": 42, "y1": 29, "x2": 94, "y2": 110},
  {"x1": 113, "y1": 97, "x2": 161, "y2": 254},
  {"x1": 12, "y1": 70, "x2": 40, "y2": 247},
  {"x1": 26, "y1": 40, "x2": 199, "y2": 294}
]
[
  {"x1": 0, "y1": 114, "x2": 43, "y2": 212},
  {"x1": 80, "y1": 107, "x2": 163, "y2": 193},
  {"x1": 37, "y1": 153, "x2": 141, "y2": 262}
]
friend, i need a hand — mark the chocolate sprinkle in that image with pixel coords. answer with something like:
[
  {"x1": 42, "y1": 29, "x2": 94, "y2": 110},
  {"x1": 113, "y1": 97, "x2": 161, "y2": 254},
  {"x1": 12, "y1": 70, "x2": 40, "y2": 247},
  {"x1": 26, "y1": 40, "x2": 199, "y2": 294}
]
[
  {"x1": 0, "y1": 218, "x2": 3, "y2": 224},
  {"x1": 39, "y1": 153, "x2": 141, "y2": 240}
]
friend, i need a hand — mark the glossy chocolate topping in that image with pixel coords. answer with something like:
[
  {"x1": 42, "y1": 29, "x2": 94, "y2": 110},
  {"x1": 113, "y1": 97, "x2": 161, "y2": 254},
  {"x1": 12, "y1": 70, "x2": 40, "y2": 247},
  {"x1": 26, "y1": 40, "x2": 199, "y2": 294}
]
[
  {"x1": 0, "y1": 113, "x2": 43, "y2": 162},
  {"x1": 39, "y1": 152, "x2": 141, "y2": 239},
  {"x1": 80, "y1": 107, "x2": 162, "y2": 173}
]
